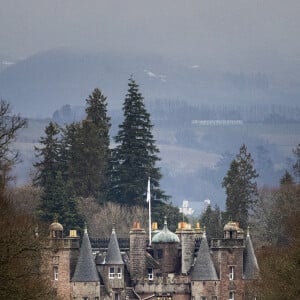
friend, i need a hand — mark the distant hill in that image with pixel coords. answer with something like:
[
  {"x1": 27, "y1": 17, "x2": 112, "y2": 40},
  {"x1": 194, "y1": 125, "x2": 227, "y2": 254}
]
[
  {"x1": 1, "y1": 48, "x2": 299, "y2": 118},
  {"x1": 2, "y1": 48, "x2": 300, "y2": 211}
]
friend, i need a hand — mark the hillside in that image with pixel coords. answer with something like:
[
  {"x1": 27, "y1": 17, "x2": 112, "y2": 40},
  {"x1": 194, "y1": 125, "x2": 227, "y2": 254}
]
[
  {"x1": 1, "y1": 49, "x2": 299, "y2": 118},
  {"x1": 12, "y1": 103, "x2": 300, "y2": 212}
]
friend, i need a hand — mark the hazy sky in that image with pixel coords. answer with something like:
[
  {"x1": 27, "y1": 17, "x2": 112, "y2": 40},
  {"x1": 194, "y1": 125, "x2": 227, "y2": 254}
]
[{"x1": 1, "y1": 0, "x2": 300, "y2": 73}]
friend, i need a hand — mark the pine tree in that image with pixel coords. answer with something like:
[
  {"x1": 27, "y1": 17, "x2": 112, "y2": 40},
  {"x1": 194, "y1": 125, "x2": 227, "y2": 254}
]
[
  {"x1": 34, "y1": 122, "x2": 83, "y2": 231},
  {"x1": 280, "y1": 170, "x2": 294, "y2": 186},
  {"x1": 222, "y1": 144, "x2": 259, "y2": 228},
  {"x1": 34, "y1": 122, "x2": 61, "y2": 186},
  {"x1": 64, "y1": 88, "x2": 111, "y2": 201},
  {"x1": 109, "y1": 78, "x2": 168, "y2": 206},
  {"x1": 200, "y1": 204, "x2": 223, "y2": 240}
]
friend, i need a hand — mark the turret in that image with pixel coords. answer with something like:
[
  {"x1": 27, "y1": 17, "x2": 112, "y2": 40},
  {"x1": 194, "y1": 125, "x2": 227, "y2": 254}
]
[
  {"x1": 243, "y1": 227, "x2": 259, "y2": 279},
  {"x1": 191, "y1": 230, "x2": 219, "y2": 299},
  {"x1": 71, "y1": 225, "x2": 100, "y2": 299},
  {"x1": 152, "y1": 217, "x2": 180, "y2": 274}
]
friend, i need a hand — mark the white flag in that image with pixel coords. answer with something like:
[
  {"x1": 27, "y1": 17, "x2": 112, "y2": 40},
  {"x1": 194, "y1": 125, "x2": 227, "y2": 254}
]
[{"x1": 146, "y1": 177, "x2": 151, "y2": 203}]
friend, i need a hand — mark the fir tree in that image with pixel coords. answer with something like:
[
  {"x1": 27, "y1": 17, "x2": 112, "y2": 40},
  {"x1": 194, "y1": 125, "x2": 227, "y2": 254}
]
[
  {"x1": 222, "y1": 144, "x2": 259, "y2": 228},
  {"x1": 109, "y1": 78, "x2": 168, "y2": 206},
  {"x1": 200, "y1": 204, "x2": 223, "y2": 240},
  {"x1": 34, "y1": 122, "x2": 83, "y2": 231},
  {"x1": 36, "y1": 172, "x2": 83, "y2": 233},
  {"x1": 34, "y1": 122, "x2": 61, "y2": 186},
  {"x1": 280, "y1": 170, "x2": 294, "y2": 186},
  {"x1": 64, "y1": 88, "x2": 111, "y2": 201}
]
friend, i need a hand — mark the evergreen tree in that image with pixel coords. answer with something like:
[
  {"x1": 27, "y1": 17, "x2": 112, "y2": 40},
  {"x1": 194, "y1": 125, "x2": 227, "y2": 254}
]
[
  {"x1": 200, "y1": 204, "x2": 223, "y2": 240},
  {"x1": 280, "y1": 170, "x2": 294, "y2": 186},
  {"x1": 36, "y1": 172, "x2": 83, "y2": 233},
  {"x1": 34, "y1": 122, "x2": 83, "y2": 231},
  {"x1": 64, "y1": 121, "x2": 104, "y2": 199},
  {"x1": 222, "y1": 144, "x2": 259, "y2": 228},
  {"x1": 85, "y1": 88, "x2": 111, "y2": 142},
  {"x1": 64, "y1": 88, "x2": 111, "y2": 201},
  {"x1": 34, "y1": 122, "x2": 61, "y2": 186},
  {"x1": 110, "y1": 78, "x2": 168, "y2": 206}
]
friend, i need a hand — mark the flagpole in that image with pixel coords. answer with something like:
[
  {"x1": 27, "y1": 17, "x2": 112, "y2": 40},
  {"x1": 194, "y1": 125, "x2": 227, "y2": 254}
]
[{"x1": 147, "y1": 177, "x2": 152, "y2": 246}]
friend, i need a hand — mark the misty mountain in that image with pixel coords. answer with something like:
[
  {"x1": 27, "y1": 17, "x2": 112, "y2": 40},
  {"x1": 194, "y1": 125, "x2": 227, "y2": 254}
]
[
  {"x1": 1, "y1": 49, "x2": 298, "y2": 118},
  {"x1": 2, "y1": 48, "x2": 300, "y2": 211}
]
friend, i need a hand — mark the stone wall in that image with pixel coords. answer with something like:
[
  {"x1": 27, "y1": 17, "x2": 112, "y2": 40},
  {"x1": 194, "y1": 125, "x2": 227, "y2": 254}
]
[{"x1": 72, "y1": 281, "x2": 100, "y2": 299}]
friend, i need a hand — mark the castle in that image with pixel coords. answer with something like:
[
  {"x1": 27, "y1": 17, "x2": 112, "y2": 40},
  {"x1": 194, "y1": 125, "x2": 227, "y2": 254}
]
[{"x1": 44, "y1": 218, "x2": 259, "y2": 300}]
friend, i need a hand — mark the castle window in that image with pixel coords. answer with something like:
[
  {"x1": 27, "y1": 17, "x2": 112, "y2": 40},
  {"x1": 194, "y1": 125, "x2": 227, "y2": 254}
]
[
  {"x1": 114, "y1": 293, "x2": 119, "y2": 300},
  {"x1": 200, "y1": 297, "x2": 207, "y2": 300},
  {"x1": 157, "y1": 249, "x2": 163, "y2": 259},
  {"x1": 148, "y1": 268, "x2": 153, "y2": 280},
  {"x1": 229, "y1": 266, "x2": 235, "y2": 280},
  {"x1": 229, "y1": 291, "x2": 235, "y2": 300},
  {"x1": 117, "y1": 267, "x2": 122, "y2": 279},
  {"x1": 109, "y1": 267, "x2": 115, "y2": 279},
  {"x1": 53, "y1": 266, "x2": 58, "y2": 280}
]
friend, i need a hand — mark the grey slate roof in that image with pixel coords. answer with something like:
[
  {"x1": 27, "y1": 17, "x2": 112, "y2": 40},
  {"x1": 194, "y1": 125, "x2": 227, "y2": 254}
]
[
  {"x1": 72, "y1": 228, "x2": 100, "y2": 282},
  {"x1": 105, "y1": 228, "x2": 124, "y2": 265},
  {"x1": 191, "y1": 234, "x2": 218, "y2": 281},
  {"x1": 243, "y1": 232, "x2": 259, "y2": 279}
]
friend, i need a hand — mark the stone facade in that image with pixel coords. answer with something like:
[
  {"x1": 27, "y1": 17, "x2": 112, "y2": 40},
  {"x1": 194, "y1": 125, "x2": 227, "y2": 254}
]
[
  {"x1": 43, "y1": 221, "x2": 80, "y2": 299},
  {"x1": 45, "y1": 220, "x2": 259, "y2": 300}
]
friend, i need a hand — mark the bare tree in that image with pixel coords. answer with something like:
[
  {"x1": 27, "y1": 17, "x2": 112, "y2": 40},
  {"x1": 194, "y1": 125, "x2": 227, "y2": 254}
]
[
  {"x1": 0, "y1": 192, "x2": 56, "y2": 299},
  {"x1": 78, "y1": 197, "x2": 148, "y2": 238},
  {"x1": 0, "y1": 100, "x2": 27, "y2": 189}
]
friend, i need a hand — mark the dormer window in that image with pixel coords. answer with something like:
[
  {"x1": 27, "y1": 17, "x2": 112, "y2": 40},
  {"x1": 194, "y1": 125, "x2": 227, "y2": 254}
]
[
  {"x1": 109, "y1": 267, "x2": 115, "y2": 279},
  {"x1": 117, "y1": 267, "x2": 122, "y2": 279},
  {"x1": 229, "y1": 266, "x2": 235, "y2": 280},
  {"x1": 148, "y1": 268, "x2": 153, "y2": 280},
  {"x1": 109, "y1": 267, "x2": 122, "y2": 279}
]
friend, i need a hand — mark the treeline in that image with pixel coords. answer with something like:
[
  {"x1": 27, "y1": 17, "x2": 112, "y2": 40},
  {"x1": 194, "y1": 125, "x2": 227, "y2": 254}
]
[
  {"x1": 199, "y1": 143, "x2": 300, "y2": 299},
  {"x1": 53, "y1": 100, "x2": 300, "y2": 128},
  {"x1": 34, "y1": 78, "x2": 181, "y2": 233},
  {"x1": 148, "y1": 101, "x2": 300, "y2": 125}
]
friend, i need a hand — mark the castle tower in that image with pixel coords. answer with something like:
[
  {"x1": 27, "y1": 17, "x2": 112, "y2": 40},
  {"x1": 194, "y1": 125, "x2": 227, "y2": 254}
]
[
  {"x1": 129, "y1": 222, "x2": 146, "y2": 282},
  {"x1": 191, "y1": 230, "x2": 219, "y2": 300},
  {"x1": 71, "y1": 225, "x2": 100, "y2": 300},
  {"x1": 152, "y1": 217, "x2": 180, "y2": 274},
  {"x1": 211, "y1": 221, "x2": 245, "y2": 300},
  {"x1": 100, "y1": 226, "x2": 125, "y2": 299},
  {"x1": 45, "y1": 220, "x2": 80, "y2": 300}
]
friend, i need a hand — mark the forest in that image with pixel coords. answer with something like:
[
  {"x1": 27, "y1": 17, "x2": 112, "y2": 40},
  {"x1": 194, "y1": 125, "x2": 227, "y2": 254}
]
[{"x1": 0, "y1": 79, "x2": 299, "y2": 299}]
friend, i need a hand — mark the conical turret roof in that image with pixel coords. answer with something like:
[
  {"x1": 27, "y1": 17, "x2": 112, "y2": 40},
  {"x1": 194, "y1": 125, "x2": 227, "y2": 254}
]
[
  {"x1": 191, "y1": 232, "x2": 218, "y2": 281},
  {"x1": 243, "y1": 229, "x2": 259, "y2": 279},
  {"x1": 72, "y1": 227, "x2": 99, "y2": 282},
  {"x1": 105, "y1": 227, "x2": 124, "y2": 265}
]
